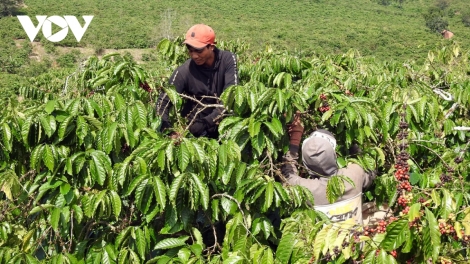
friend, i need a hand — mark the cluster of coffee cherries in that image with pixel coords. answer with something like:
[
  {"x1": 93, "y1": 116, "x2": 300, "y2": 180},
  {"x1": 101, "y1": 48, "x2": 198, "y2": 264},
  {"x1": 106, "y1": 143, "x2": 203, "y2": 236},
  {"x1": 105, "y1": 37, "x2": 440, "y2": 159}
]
[
  {"x1": 440, "y1": 172, "x2": 452, "y2": 184},
  {"x1": 395, "y1": 108, "x2": 413, "y2": 214},
  {"x1": 460, "y1": 233, "x2": 470, "y2": 246},
  {"x1": 438, "y1": 221, "x2": 456, "y2": 235},
  {"x1": 361, "y1": 217, "x2": 399, "y2": 237},
  {"x1": 376, "y1": 220, "x2": 388, "y2": 233},
  {"x1": 397, "y1": 193, "x2": 412, "y2": 206},
  {"x1": 318, "y1": 93, "x2": 331, "y2": 113},
  {"x1": 323, "y1": 251, "x2": 333, "y2": 262},
  {"x1": 139, "y1": 81, "x2": 152, "y2": 92},
  {"x1": 439, "y1": 258, "x2": 453, "y2": 264}
]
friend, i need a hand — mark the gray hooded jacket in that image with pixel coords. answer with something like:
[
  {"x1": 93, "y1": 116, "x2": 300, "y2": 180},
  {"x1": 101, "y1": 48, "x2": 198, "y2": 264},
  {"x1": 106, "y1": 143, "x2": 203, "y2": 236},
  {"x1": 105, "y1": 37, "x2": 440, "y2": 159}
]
[{"x1": 281, "y1": 130, "x2": 376, "y2": 205}]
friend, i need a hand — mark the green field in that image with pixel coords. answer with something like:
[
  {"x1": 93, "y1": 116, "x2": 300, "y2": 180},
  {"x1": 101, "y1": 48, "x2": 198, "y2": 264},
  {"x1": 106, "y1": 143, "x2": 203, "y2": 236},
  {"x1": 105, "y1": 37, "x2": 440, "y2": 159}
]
[
  {"x1": 1, "y1": 0, "x2": 470, "y2": 89},
  {"x1": 2, "y1": 0, "x2": 470, "y2": 58}
]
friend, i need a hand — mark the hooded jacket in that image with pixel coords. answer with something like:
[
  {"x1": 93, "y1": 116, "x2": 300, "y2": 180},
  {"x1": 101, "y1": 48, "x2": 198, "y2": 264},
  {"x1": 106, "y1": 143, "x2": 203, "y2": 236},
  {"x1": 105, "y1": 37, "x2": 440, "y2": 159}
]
[
  {"x1": 281, "y1": 130, "x2": 376, "y2": 205},
  {"x1": 156, "y1": 48, "x2": 239, "y2": 137}
]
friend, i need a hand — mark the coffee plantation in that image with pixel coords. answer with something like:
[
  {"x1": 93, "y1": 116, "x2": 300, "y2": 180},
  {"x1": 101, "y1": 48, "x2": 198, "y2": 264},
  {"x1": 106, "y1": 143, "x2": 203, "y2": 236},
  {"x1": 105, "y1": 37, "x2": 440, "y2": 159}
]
[{"x1": 1, "y1": 38, "x2": 470, "y2": 263}]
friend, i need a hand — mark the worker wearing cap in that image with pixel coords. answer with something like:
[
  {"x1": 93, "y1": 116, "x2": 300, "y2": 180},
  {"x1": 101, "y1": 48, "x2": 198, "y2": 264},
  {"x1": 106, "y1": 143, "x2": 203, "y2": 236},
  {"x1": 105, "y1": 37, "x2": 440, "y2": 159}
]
[
  {"x1": 282, "y1": 113, "x2": 376, "y2": 222},
  {"x1": 156, "y1": 24, "x2": 239, "y2": 138}
]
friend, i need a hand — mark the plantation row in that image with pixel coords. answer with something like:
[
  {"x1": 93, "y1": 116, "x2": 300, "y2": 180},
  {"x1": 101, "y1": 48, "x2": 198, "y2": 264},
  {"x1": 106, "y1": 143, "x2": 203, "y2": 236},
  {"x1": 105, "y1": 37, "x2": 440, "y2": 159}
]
[{"x1": 1, "y1": 39, "x2": 470, "y2": 263}]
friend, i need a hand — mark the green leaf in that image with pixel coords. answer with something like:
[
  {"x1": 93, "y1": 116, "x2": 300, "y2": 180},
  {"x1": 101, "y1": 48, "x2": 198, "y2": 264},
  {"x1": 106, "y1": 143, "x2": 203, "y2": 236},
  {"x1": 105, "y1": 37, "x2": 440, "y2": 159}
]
[
  {"x1": 30, "y1": 145, "x2": 44, "y2": 170},
  {"x1": 380, "y1": 219, "x2": 409, "y2": 250},
  {"x1": 1, "y1": 123, "x2": 12, "y2": 152},
  {"x1": 190, "y1": 173, "x2": 209, "y2": 210},
  {"x1": 39, "y1": 115, "x2": 53, "y2": 137},
  {"x1": 261, "y1": 247, "x2": 274, "y2": 264},
  {"x1": 313, "y1": 225, "x2": 330, "y2": 259},
  {"x1": 90, "y1": 151, "x2": 110, "y2": 186},
  {"x1": 423, "y1": 208, "x2": 440, "y2": 262},
  {"x1": 440, "y1": 189, "x2": 453, "y2": 219},
  {"x1": 153, "y1": 176, "x2": 167, "y2": 208},
  {"x1": 72, "y1": 204, "x2": 83, "y2": 223},
  {"x1": 363, "y1": 250, "x2": 376, "y2": 264},
  {"x1": 376, "y1": 249, "x2": 388, "y2": 264},
  {"x1": 248, "y1": 119, "x2": 262, "y2": 138},
  {"x1": 60, "y1": 183, "x2": 71, "y2": 195},
  {"x1": 178, "y1": 142, "x2": 190, "y2": 172},
  {"x1": 154, "y1": 236, "x2": 189, "y2": 250},
  {"x1": 109, "y1": 190, "x2": 121, "y2": 219},
  {"x1": 322, "y1": 109, "x2": 333, "y2": 121},
  {"x1": 50, "y1": 207, "x2": 61, "y2": 231},
  {"x1": 263, "y1": 181, "x2": 274, "y2": 212},
  {"x1": 221, "y1": 162, "x2": 234, "y2": 186},
  {"x1": 218, "y1": 117, "x2": 243, "y2": 134},
  {"x1": 135, "y1": 228, "x2": 146, "y2": 259},
  {"x1": 58, "y1": 115, "x2": 73, "y2": 140},
  {"x1": 409, "y1": 172, "x2": 421, "y2": 185},
  {"x1": 83, "y1": 115, "x2": 102, "y2": 130},
  {"x1": 45, "y1": 100, "x2": 56, "y2": 114},
  {"x1": 408, "y1": 203, "x2": 421, "y2": 222},
  {"x1": 105, "y1": 122, "x2": 118, "y2": 154},
  {"x1": 223, "y1": 255, "x2": 244, "y2": 264},
  {"x1": 276, "y1": 232, "x2": 294, "y2": 264},
  {"x1": 76, "y1": 116, "x2": 88, "y2": 141},
  {"x1": 276, "y1": 88, "x2": 285, "y2": 111},
  {"x1": 263, "y1": 121, "x2": 280, "y2": 138},
  {"x1": 21, "y1": 116, "x2": 32, "y2": 146},
  {"x1": 43, "y1": 144, "x2": 55, "y2": 171},
  {"x1": 115, "y1": 227, "x2": 132, "y2": 250},
  {"x1": 133, "y1": 102, "x2": 148, "y2": 129},
  {"x1": 125, "y1": 174, "x2": 147, "y2": 196},
  {"x1": 169, "y1": 174, "x2": 185, "y2": 203}
]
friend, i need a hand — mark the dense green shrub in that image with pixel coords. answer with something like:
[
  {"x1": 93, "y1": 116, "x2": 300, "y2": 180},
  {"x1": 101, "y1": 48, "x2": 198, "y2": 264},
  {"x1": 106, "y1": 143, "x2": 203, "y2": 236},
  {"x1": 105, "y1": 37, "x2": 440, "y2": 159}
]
[
  {"x1": 56, "y1": 50, "x2": 82, "y2": 68},
  {"x1": 462, "y1": 11, "x2": 470, "y2": 27}
]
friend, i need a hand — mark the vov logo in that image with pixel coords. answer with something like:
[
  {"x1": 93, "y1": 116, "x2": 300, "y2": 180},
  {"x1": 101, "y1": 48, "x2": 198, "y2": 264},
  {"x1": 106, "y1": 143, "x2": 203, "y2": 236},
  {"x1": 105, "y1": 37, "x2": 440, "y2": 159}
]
[{"x1": 17, "y1": 16, "x2": 93, "y2": 42}]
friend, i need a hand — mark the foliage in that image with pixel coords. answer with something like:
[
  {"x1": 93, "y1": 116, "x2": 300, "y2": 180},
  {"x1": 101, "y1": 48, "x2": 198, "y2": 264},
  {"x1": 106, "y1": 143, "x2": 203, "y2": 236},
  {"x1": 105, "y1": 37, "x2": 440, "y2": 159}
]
[
  {"x1": 424, "y1": 6, "x2": 450, "y2": 33},
  {"x1": 1, "y1": 38, "x2": 470, "y2": 264},
  {"x1": 56, "y1": 50, "x2": 83, "y2": 68},
  {"x1": 1, "y1": 0, "x2": 470, "y2": 64},
  {"x1": 0, "y1": 0, "x2": 22, "y2": 17},
  {"x1": 462, "y1": 11, "x2": 470, "y2": 27}
]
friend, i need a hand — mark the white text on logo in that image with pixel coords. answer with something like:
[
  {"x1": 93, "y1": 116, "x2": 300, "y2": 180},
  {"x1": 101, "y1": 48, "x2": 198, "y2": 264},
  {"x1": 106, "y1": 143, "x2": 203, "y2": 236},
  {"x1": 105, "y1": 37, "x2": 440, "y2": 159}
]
[{"x1": 17, "y1": 15, "x2": 93, "y2": 42}]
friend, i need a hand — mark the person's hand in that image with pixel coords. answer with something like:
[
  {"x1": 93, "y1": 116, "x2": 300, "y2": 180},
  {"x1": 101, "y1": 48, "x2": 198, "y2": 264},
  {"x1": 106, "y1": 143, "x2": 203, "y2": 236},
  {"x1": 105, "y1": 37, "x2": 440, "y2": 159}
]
[
  {"x1": 189, "y1": 120, "x2": 207, "y2": 137},
  {"x1": 288, "y1": 111, "x2": 304, "y2": 146}
]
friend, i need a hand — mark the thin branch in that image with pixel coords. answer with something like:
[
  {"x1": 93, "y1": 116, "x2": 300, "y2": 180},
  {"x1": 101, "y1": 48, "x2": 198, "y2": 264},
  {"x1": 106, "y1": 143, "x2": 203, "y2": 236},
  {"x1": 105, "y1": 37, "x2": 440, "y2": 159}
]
[
  {"x1": 211, "y1": 193, "x2": 261, "y2": 245},
  {"x1": 414, "y1": 143, "x2": 450, "y2": 168},
  {"x1": 445, "y1": 102, "x2": 459, "y2": 119},
  {"x1": 410, "y1": 139, "x2": 445, "y2": 146},
  {"x1": 69, "y1": 210, "x2": 74, "y2": 252},
  {"x1": 202, "y1": 213, "x2": 221, "y2": 256},
  {"x1": 178, "y1": 93, "x2": 226, "y2": 132}
]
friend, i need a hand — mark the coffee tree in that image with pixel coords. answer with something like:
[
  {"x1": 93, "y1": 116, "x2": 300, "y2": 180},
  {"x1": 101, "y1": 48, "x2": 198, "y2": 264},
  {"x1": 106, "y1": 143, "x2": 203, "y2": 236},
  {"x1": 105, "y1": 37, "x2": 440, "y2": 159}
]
[{"x1": 1, "y1": 39, "x2": 470, "y2": 264}]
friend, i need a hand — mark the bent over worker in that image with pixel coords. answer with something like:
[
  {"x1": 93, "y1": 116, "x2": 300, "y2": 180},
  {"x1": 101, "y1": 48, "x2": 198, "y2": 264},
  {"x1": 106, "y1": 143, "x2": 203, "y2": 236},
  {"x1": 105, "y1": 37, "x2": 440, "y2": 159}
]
[
  {"x1": 156, "y1": 24, "x2": 239, "y2": 139},
  {"x1": 281, "y1": 112, "x2": 376, "y2": 222}
]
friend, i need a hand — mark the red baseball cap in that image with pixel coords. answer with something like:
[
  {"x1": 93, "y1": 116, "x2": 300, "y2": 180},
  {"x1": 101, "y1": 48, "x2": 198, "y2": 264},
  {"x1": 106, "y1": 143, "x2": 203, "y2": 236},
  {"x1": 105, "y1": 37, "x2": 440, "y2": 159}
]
[{"x1": 184, "y1": 24, "x2": 216, "y2": 49}]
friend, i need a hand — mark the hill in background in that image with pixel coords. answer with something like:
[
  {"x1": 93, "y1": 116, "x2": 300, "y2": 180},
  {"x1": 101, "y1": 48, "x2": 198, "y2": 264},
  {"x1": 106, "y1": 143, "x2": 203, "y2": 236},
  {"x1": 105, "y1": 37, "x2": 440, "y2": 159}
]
[{"x1": 0, "y1": 0, "x2": 469, "y2": 82}]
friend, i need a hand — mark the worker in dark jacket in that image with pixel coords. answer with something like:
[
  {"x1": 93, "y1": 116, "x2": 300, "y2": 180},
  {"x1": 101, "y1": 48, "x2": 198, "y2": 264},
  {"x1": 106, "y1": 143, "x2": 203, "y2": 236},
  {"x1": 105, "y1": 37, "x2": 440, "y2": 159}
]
[
  {"x1": 156, "y1": 24, "x2": 239, "y2": 138},
  {"x1": 282, "y1": 112, "x2": 376, "y2": 222}
]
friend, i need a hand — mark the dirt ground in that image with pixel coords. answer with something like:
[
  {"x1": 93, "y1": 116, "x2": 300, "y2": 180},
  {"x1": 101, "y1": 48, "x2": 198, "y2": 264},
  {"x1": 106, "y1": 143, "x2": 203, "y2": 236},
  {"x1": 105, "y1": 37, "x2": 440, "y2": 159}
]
[{"x1": 15, "y1": 39, "x2": 153, "y2": 64}]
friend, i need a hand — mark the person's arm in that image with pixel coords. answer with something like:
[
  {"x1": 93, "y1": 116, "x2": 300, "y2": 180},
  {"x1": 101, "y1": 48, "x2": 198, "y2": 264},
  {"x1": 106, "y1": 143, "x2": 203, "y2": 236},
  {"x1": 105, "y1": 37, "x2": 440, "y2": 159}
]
[
  {"x1": 203, "y1": 52, "x2": 239, "y2": 128},
  {"x1": 362, "y1": 168, "x2": 377, "y2": 188},
  {"x1": 282, "y1": 111, "x2": 309, "y2": 183},
  {"x1": 155, "y1": 68, "x2": 186, "y2": 133}
]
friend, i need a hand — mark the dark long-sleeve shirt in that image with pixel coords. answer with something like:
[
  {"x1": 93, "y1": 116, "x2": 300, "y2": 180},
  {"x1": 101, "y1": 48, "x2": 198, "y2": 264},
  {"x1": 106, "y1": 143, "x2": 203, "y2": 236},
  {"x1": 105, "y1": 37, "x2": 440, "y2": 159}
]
[{"x1": 156, "y1": 48, "x2": 239, "y2": 135}]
